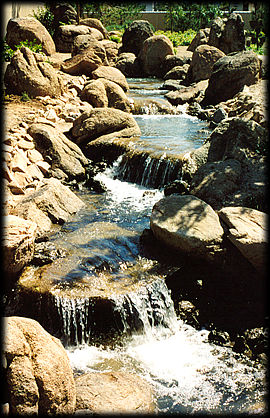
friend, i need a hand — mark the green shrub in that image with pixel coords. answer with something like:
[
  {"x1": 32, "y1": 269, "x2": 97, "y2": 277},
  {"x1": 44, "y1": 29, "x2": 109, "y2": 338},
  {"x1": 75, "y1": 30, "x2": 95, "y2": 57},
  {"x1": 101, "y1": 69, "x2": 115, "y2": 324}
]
[
  {"x1": 32, "y1": 4, "x2": 55, "y2": 36},
  {"x1": 2, "y1": 39, "x2": 43, "y2": 62},
  {"x1": 155, "y1": 29, "x2": 196, "y2": 47}
]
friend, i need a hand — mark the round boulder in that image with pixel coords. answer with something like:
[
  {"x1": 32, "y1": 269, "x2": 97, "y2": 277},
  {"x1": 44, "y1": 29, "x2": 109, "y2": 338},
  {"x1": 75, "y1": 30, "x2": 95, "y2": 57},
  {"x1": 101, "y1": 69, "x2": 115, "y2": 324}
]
[
  {"x1": 150, "y1": 194, "x2": 224, "y2": 258},
  {"x1": 3, "y1": 316, "x2": 76, "y2": 415},
  {"x1": 186, "y1": 44, "x2": 225, "y2": 83},
  {"x1": 120, "y1": 20, "x2": 154, "y2": 56},
  {"x1": 139, "y1": 35, "x2": 174, "y2": 77}
]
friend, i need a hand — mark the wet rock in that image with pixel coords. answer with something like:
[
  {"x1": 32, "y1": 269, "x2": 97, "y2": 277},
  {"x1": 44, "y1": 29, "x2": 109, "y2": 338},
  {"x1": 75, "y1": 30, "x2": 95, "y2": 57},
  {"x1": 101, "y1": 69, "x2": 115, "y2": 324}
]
[
  {"x1": 2, "y1": 215, "x2": 37, "y2": 275},
  {"x1": 70, "y1": 107, "x2": 141, "y2": 148},
  {"x1": 32, "y1": 242, "x2": 66, "y2": 266},
  {"x1": 208, "y1": 329, "x2": 232, "y2": 347},
  {"x1": 4, "y1": 47, "x2": 65, "y2": 98},
  {"x1": 211, "y1": 107, "x2": 227, "y2": 124},
  {"x1": 120, "y1": 20, "x2": 154, "y2": 56},
  {"x1": 28, "y1": 122, "x2": 88, "y2": 180},
  {"x1": 165, "y1": 80, "x2": 208, "y2": 105},
  {"x1": 6, "y1": 17, "x2": 56, "y2": 55},
  {"x1": 14, "y1": 177, "x2": 85, "y2": 238},
  {"x1": 75, "y1": 372, "x2": 155, "y2": 413},
  {"x1": 178, "y1": 300, "x2": 200, "y2": 329},
  {"x1": 202, "y1": 50, "x2": 261, "y2": 106},
  {"x1": 3, "y1": 316, "x2": 76, "y2": 415},
  {"x1": 150, "y1": 194, "x2": 224, "y2": 259},
  {"x1": 164, "y1": 179, "x2": 190, "y2": 196},
  {"x1": 218, "y1": 206, "x2": 267, "y2": 273},
  {"x1": 186, "y1": 44, "x2": 225, "y2": 83},
  {"x1": 139, "y1": 35, "x2": 174, "y2": 77},
  {"x1": 92, "y1": 65, "x2": 129, "y2": 92}
]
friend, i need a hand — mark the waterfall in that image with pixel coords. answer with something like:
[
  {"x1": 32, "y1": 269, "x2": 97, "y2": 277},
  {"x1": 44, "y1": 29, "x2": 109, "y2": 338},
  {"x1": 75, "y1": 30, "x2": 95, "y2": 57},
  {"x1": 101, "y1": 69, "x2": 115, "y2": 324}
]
[
  {"x1": 51, "y1": 278, "x2": 178, "y2": 347},
  {"x1": 115, "y1": 153, "x2": 182, "y2": 189}
]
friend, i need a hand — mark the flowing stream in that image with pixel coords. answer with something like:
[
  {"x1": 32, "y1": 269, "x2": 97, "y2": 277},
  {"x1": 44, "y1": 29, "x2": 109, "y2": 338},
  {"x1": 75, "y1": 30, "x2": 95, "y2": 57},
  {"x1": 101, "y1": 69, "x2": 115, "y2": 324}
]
[{"x1": 10, "y1": 78, "x2": 267, "y2": 413}]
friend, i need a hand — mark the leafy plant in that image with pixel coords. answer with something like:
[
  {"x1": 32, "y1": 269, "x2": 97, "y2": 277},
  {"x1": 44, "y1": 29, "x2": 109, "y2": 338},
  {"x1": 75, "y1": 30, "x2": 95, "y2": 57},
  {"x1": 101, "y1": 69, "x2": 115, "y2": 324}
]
[
  {"x1": 20, "y1": 91, "x2": 31, "y2": 102},
  {"x1": 2, "y1": 39, "x2": 43, "y2": 62},
  {"x1": 155, "y1": 29, "x2": 196, "y2": 47},
  {"x1": 32, "y1": 4, "x2": 55, "y2": 36}
]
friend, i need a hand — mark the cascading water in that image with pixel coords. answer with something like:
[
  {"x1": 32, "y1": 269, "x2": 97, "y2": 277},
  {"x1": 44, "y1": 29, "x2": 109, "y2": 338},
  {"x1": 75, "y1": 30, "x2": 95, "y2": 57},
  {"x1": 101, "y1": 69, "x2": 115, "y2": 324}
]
[{"x1": 6, "y1": 77, "x2": 266, "y2": 414}]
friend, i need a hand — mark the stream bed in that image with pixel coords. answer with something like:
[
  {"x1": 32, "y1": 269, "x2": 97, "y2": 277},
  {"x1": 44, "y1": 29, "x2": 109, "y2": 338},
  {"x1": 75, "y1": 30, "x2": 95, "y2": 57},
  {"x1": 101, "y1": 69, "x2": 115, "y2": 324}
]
[{"x1": 7, "y1": 78, "x2": 267, "y2": 414}]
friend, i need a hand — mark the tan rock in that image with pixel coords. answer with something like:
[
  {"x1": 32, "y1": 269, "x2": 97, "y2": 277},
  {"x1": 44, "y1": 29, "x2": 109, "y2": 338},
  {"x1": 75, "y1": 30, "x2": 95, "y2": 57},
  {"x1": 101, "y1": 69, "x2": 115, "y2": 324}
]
[
  {"x1": 61, "y1": 43, "x2": 108, "y2": 76},
  {"x1": 150, "y1": 194, "x2": 224, "y2": 258},
  {"x1": 139, "y1": 34, "x2": 174, "y2": 77},
  {"x1": 2, "y1": 215, "x2": 37, "y2": 274},
  {"x1": 218, "y1": 206, "x2": 267, "y2": 272},
  {"x1": 92, "y1": 66, "x2": 129, "y2": 92},
  {"x1": 75, "y1": 372, "x2": 155, "y2": 413},
  {"x1": 4, "y1": 316, "x2": 76, "y2": 415}
]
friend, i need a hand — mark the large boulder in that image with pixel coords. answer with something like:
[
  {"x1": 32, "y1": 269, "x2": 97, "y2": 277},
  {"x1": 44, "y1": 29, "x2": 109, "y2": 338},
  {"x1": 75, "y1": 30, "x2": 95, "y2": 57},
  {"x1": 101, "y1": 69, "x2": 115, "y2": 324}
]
[
  {"x1": 2, "y1": 215, "x2": 37, "y2": 275},
  {"x1": 79, "y1": 17, "x2": 109, "y2": 39},
  {"x1": 186, "y1": 44, "x2": 225, "y2": 83},
  {"x1": 4, "y1": 46, "x2": 65, "y2": 97},
  {"x1": 80, "y1": 78, "x2": 131, "y2": 112},
  {"x1": 3, "y1": 316, "x2": 76, "y2": 415},
  {"x1": 54, "y1": 24, "x2": 103, "y2": 52},
  {"x1": 218, "y1": 207, "x2": 267, "y2": 273},
  {"x1": 27, "y1": 123, "x2": 88, "y2": 180},
  {"x1": 120, "y1": 20, "x2": 154, "y2": 56},
  {"x1": 150, "y1": 194, "x2": 224, "y2": 258},
  {"x1": 75, "y1": 372, "x2": 155, "y2": 413},
  {"x1": 202, "y1": 50, "x2": 261, "y2": 106},
  {"x1": 139, "y1": 34, "x2": 174, "y2": 77},
  {"x1": 115, "y1": 52, "x2": 143, "y2": 77},
  {"x1": 70, "y1": 108, "x2": 141, "y2": 147},
  {"x1": 61, "y1": 43, "x2": 108, "y2": 76},
  {"x1": 92, "y1": 65, "x2": 129, "y2": 92},
  {"x1": 6, "y1": 17, "x2": 56, "y2": 55},
  {"x1": 208, "y1": 13, "x2": 245, "y2": 54},
  {"x1": 14, "y1": 177, "x2": 85, "y2": 238}
]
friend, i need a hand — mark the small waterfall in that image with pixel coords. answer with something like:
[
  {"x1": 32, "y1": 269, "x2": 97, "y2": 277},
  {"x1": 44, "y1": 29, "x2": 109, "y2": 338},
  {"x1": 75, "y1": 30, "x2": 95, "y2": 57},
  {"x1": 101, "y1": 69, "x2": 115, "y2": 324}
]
[
  {"x1": 115, "y1": 153, "x2": 182, "y2": 189},
  {"x1": 51, "y1": 278, "x2": 178, "y2": 347}
]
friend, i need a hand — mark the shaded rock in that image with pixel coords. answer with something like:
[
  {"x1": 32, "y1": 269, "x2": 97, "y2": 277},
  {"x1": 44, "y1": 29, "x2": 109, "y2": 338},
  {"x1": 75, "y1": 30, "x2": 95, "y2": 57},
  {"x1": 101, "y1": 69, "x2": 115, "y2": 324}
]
[
  {"x1": 4, "y1": 47, "x2": 65, "y2": 97},
  {"x1": 161, "y1": 53, "x2": 192, "y2": 76},
  {"x1": 165, "y1": 80, "x2": 208, "y2": 105},
  {"x1": 2, "y1": 215, "x2": 37, "y2": 275},
  {"x1": 164, "y1": 179, "x2": 190, "y2": 196},
  {"x1": 99, "y1": 39, "x2": 120, "y2": 65},
  {"x1": 139, "y1": 34, "x2": 174, "y2": 77},
  {"x1": 206, "y1": 117, "x2": 267, "y2": 163},
  {"x1": 218, "y1": 206, "x2": 267, "y2": 273},
  {"x1": 202, "y1": 50, "x2": 260, "y2": 106},
  {"x1": 92, "y1": 65, "x2": 129, "y2": 92},
  {"x1": 187, "y1": 28, "x2": 210, "y2": 52},
  {"x1": 120, "y1": 20, "x2": 154, "y2": 56},
  {"x1": 4, "y1": 316, "x2": 76, "y2": 415},
  {"x1": 61, "y1": 43, "x2": 108, "y2": 76},
  {"x1": 51, "y1": 3, "x2": 77, "y2": 30},
  {"x1": 190, "y1": 159, "x2": 242, "y2": 210},
  {"x1": 70, "y1": 108, "x2": 141, "y2": 147},
  {"x1": 208, "y1": 13, "x2": 245, "y2": 54},
  {"x1": 54, "y1": 24, "x2": 103, "y2": 53},
  {"x1": 14, "y1": 177, "x2": 85, "y2": 238},
  {"x1": 186, "y1": 44, "x2": 225, "y2": 83},
  {"x1": 6, "y1": 17, "x2": 56, "y2": 55},
  {"x1": 75, "y1": 372, "x2": 155, "y2": 413},
  {"x1": 115, "y1": 52, "x2": 143, "y2": 77},
  {"x1": 79, "y1": 17, "x2": 109, "y2": 39},
  {"x1": 28, "y1": 123, "x2": 88, "y2": 180},
  {"x1": 150, "y1": 194, "x2": 224, "y2": 258},
  {"x1": 211, "y1": 107, "x2": 228, "y2": 124},
  {"x1": 164, "y1": 64, "x2": 189, "y2": 81}
]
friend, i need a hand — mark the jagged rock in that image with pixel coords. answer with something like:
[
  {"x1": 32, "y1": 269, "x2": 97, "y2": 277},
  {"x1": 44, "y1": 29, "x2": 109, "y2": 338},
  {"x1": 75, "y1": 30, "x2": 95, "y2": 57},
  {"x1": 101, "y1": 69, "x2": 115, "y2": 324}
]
[
  {"x1": 202, "y1": 50, "x2": 260, "y2": 106},
  {"x1": 4, "y1": 316, "x2": 76, "y2": 415},
  {"x1": 187, "y1": 28, "x2": 210, "y2": 52},
  {"x1": 54, "y1": 24, "x2": 103, "y2": 53},
  {"x1": 208, "y1": 13, "x2": 245, "y2": 54},
  {"x1": 92, "y1": 65, "x2": 129, "y2": 92},
  {"x1": 150, "y1": 194, "x2": 224, "y2": 258},
  {"x1": 2, "y1": 215, "x2": 37, "y2": 275},
  {"x1": 186, "y1": 44, "x2": 225, "y2": 83},
  {"x1": 14, "y1": 177, "x2": 85, "y2": 238},
  {"x1": 120, "y1": 20, "x2": 154, "y2": 56},
  {"x1": 61, "y1": 43, "x2": 108, "y2": 76},
  {"x1": 70, "y1": 107, "x2": 141, "y2": 147},
  {"x1": 165, "y1": 80, "x2": 208, "y2": 105},
  {"x1": 139, "y1": 35, "x2": 174, "y2": 77},
  {"x1": 28, "y1": 123, "x2": 88, "y2": 180},
  {"x1": 218, "y1": 206, "x2": 267, "y2": 273},
  {"x1": 4, "y1": 47, "x2": 65, "y2": 97},
  {"x1": 75, "y1": 372, "x2": 155, "y2": 413},
  {"x1": 6, "y1": 17, "x2": 56, "y2": 55}
]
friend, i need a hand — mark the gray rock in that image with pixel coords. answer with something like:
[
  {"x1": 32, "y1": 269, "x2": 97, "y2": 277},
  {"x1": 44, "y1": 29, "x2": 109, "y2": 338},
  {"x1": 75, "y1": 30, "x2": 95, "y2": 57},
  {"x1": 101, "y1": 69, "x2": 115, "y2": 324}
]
[{"x1": 120, "y1": 20, "x2": 154, "y2": 56}]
